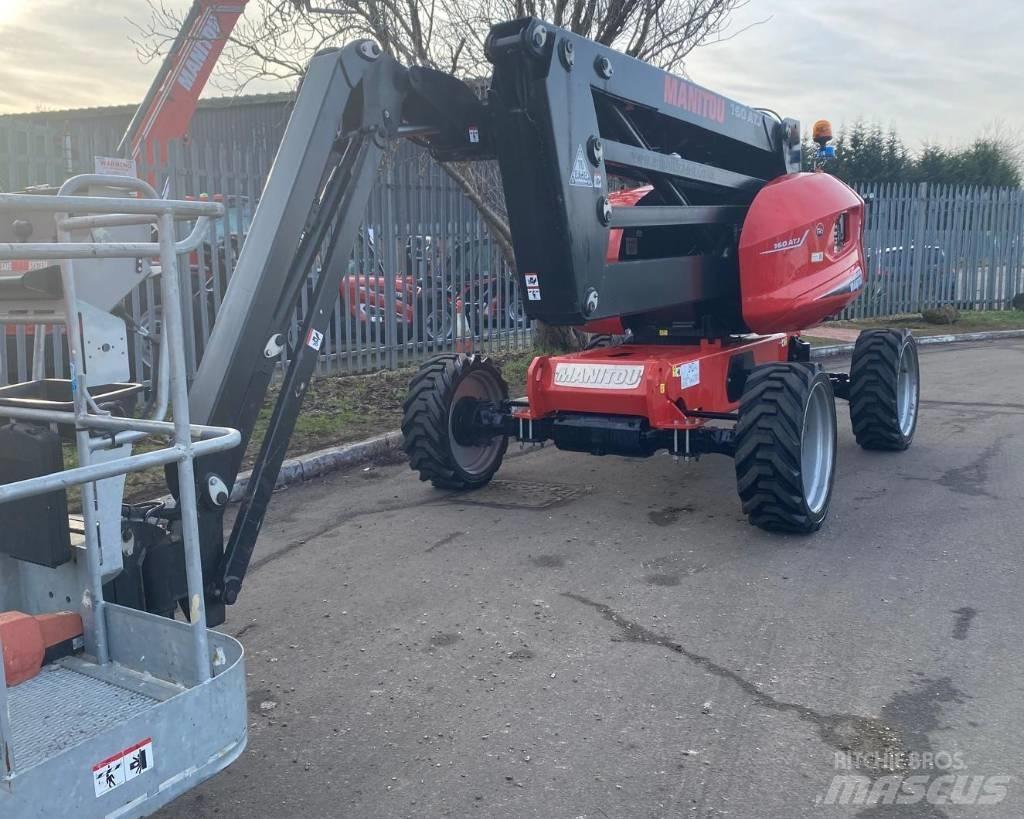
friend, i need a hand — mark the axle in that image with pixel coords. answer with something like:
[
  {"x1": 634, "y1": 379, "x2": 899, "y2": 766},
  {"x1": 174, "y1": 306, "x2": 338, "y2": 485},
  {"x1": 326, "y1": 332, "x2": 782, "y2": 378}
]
[{"x1": 456, "y1": 397, "x2": 737, "y2": 460}]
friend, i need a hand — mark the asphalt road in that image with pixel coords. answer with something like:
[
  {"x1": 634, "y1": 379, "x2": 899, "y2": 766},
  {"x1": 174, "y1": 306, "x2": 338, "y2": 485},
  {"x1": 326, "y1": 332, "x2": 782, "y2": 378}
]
[{"x1": 161, "y1": 339, "x2": 1024, "y2": 819}]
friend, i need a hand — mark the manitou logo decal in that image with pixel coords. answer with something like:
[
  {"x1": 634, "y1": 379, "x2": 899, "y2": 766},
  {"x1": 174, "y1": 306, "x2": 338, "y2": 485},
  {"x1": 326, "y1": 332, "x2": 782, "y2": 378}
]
[
  {"x1": 819, "y1": 265, "x2": 865, "y2": 298},
  {"x1": 177, "y1": 14, "x2": 221, "y2": 92},
  {"x1": 663, "y1": 76, "x2": 726, "y2": 124},
  {"x1": 760, "y1": 229, "x2": 809, "y2": 255},
  {"x1": 553, "y1": 363, "x2": 644, "y2": 390}
]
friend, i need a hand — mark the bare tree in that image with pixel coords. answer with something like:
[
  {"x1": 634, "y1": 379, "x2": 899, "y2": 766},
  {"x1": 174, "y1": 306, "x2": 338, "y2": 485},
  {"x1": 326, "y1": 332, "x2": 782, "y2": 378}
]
[{"x1": 133, "y1": 0, "x2": 752, "y2": 346}]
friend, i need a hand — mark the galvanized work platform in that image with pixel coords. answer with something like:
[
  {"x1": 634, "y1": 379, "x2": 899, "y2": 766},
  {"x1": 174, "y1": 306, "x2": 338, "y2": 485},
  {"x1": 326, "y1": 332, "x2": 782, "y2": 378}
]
[
  {"x1": 1, "y1": 605, "x2": 247, "y2": 818},
  {"x1": 0, "y1": 175, "x2": 247, "y2": 818}
]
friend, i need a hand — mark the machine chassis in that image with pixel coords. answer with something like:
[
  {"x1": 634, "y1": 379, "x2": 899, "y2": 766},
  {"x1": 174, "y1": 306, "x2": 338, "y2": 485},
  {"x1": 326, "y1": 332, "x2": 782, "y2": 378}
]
[
  {"x1": 403, "y1": 329, "x2": 921, "y2": 534},
  {"x1": 457, "y1": 334, "x2": 811, "y2": 460}
]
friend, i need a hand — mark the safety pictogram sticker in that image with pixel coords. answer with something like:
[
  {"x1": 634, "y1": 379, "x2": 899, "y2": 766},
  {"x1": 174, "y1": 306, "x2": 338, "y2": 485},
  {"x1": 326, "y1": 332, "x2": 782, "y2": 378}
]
[
  {"x1": 679, "y1": 361, "x2": 700, "y2": 389},
  {"x1": 569, "y1": 145, "x2": 593, "y2": 187},
  {"x1": 93, "y1": 738, "x2": 155, "y2": 797}
]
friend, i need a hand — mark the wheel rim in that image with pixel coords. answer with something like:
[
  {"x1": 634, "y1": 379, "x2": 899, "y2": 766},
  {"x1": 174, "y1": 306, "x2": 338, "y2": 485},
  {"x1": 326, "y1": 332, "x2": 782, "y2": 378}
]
[
  {"x1": 801, "y1": 381, "x2": 835, "y2": 514},
  {"x1": 425, "y1": 309, "x2": 452, "y2": 342},
  {"x1": 449, "y1": 370, "x2": 504, "y2": 476},
  {"x1": 508, "y1": 299, "x2": 526, "y2": 327},
  {"x1": 896, "y1": 343, "x2": 919, "y2": 436}
]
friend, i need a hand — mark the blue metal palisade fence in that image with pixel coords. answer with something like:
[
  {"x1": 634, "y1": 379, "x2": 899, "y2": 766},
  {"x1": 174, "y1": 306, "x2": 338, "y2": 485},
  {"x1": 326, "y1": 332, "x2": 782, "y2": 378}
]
[
  {"x1": 1, "y1": 119, "x2": 1022, "y2": 385},
  {"x1": 850, "y1": 182, "x2": 1024, "y2": 319},
  {"x1": 0, "y1": 136, "x2": 531, "y2": 385}
]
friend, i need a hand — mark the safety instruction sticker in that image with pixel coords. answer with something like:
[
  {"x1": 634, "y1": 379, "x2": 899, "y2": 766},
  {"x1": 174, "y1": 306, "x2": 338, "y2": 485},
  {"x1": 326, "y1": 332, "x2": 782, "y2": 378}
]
[
  {"x1": 525, "y1": 273, "x2": 542, "y2": 301},
  {"x1": 307, "y1": 328, "x2": 325, "y2": 351},
  {"x1": 679, "y1": 361, "x2": 700, "y2": 389},
  {"x1": 569, "y1": 145, "x2": 593, "y2": 187},
  {"x1": 93, "y1": 738, "x2": 155, "y2": 797}
]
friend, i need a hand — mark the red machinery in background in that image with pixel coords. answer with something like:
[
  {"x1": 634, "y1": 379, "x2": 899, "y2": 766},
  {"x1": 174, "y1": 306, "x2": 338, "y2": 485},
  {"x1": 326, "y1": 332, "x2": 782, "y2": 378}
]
[{"x1": 118, "y1": 1, "x2": 251, "y2": 168}]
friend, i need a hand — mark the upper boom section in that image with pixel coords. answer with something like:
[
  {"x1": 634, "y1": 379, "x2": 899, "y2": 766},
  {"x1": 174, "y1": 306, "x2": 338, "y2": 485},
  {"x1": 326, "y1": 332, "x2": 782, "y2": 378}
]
[
  {"x1": 477, "y1": 18, "x2": 801, "y2": 326},
  {"x1": 487, "y1": 17, "x2": 792, "y2": 159}
]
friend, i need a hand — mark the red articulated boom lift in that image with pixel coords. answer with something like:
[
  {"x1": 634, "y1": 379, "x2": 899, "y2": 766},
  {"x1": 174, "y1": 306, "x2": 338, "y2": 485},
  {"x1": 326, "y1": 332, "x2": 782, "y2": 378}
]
[
  {"x1": 396, "y1": 19, "x2": 920, "y2": 533},
  {"x1": 0, "y1": 17, "x2": 918, "y2": 816}
]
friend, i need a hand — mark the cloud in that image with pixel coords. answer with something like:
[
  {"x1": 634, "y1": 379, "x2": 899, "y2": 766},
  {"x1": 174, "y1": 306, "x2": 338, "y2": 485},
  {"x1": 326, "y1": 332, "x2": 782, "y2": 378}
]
[
  {"x1": 0, "y1": 0, "x2": 181, "y2": 112},
  {"x1": 684, "y1": 0, "x2": 1024, "y2": 148},
  {"x1": 1, "y1": 0, "x2": 1020, "y2": 153}
]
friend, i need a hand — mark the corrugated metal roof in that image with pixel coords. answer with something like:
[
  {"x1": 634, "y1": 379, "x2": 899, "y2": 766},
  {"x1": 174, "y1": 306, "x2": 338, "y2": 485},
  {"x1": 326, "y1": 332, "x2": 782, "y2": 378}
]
[{"x1": 0, "y1": 92, "x2": 295, "y2": 122}]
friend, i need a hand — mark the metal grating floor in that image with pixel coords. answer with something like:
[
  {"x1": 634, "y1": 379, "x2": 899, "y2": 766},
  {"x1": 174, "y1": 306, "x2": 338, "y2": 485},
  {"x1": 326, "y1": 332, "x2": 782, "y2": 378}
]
[{"x1": 8, "y1": 664, "x2": 158, "y2": 771}]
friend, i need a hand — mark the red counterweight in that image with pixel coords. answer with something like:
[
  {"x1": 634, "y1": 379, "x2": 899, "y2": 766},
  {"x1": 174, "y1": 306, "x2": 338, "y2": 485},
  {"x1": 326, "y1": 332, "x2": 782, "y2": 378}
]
[
  {"x1": 0, "y1": 610, "x2": 83, "y2": 686},
  {"x1": 738, "y1": 172, "x2": 866, "y2": 333}
]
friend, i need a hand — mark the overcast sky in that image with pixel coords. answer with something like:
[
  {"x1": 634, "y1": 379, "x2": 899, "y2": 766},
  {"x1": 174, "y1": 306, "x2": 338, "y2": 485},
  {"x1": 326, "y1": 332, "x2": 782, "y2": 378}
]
[{"x1": 1, "y1": 0, "x2": 1021, "y2": 151}]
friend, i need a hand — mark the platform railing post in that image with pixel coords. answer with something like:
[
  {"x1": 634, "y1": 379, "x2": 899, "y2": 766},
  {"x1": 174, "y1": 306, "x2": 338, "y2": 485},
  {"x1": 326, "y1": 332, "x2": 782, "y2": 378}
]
[
  {"x1": 55, "y1": 218, "x2": 111, "y2": 666},
  {"x1": 0, "y1": 636, "x2": 14, "y2": 779},
  {"x1": 158, "y1": 211, "x2": 212, "y2": 684}
]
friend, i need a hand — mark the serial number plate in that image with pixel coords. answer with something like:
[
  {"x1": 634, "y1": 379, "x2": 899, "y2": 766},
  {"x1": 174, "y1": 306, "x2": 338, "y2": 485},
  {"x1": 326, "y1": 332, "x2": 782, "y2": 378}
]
[{"x1": 553, "y1": 362, "x2": 644, "y2": 390}]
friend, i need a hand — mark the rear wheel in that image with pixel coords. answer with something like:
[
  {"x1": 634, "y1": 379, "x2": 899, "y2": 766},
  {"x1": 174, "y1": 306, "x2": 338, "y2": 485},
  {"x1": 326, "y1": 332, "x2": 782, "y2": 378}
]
[
  {"x1": 849, "y1": 329, "x2": 919, "y2": 451},
  {"x1": 734, "y1": 363, "x2": 838, "y2": 534},
  {"x1": 402, "y1": 353, "x2": 508, "y2": 490}
]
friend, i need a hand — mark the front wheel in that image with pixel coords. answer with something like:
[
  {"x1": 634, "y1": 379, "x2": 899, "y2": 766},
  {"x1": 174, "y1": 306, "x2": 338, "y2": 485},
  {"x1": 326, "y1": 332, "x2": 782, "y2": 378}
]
[
  {"x1": 849, "y1": 329, "x2": 919, "y2": 451},
  {"x1": 402, "y1": 354, "x2": 508, "y2": 490},
  {"x1": 734, "y1": 363, "x2": 838, "y2": 534}
]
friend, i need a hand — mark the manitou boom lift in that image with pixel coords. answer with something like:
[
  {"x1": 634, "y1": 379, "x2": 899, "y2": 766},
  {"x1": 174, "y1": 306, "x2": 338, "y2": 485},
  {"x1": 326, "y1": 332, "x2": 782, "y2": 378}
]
[{"x1": 0, "y1": 18, "x2": 918, "y2": 816}]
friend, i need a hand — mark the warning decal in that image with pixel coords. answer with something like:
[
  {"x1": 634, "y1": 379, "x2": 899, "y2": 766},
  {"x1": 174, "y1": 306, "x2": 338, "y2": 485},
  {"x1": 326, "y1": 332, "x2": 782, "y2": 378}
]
[
  {"x1": 679, "y1": 361, "x2": 700, "y2": 389},
  {"x1": 307, "y1": 328, "x2": 325, "y2": 351},
  {"x1": 525, "y1": 273, "x2": 542, "y2": 301},
  {"x1": 93, "y1": 738, "x2": 155, "y2": 797},
  {"x1": 569, "y1": 145, "x2": 593, "y2": 187}
]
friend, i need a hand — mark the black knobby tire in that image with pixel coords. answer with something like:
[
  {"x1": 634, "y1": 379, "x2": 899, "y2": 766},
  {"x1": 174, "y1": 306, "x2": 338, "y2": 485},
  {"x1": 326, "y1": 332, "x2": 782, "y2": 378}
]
[
  {"x1": 849, "y1": 329, "x2": 919, "y2": 451},
  {"x1": 402, "y1": 353, "x2": 509, "y2": 490},
  {"x1": 734, "y1": 363, "x2": 838, "y2": 534}
]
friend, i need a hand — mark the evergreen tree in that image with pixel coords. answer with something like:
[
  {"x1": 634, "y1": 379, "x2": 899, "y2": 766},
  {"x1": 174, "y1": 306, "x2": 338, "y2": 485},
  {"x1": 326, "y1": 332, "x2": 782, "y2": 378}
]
[{"x1": 801, "y1": 120, "x2": 1021, "y2": 187}]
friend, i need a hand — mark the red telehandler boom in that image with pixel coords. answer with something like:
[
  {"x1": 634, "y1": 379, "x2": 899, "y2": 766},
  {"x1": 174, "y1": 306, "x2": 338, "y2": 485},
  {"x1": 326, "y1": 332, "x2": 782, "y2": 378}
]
[{"x1": 118, "y1": 0, "x2": 251, "y2": 167}]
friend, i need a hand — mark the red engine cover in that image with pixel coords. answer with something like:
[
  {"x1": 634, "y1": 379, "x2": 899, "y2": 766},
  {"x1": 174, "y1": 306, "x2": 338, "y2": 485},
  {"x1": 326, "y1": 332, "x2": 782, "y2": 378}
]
[{"x1": 738, "y1": 173, "x2": 865, "y2": 333}]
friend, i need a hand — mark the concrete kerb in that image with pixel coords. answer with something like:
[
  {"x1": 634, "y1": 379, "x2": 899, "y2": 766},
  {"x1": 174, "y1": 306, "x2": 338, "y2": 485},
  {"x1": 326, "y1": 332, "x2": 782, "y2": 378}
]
[
  {"x1": 227, "y1": 429, "x2": 404, "y2": 503},
  {"x1": 809, "y1": 327, "x2": 1024, "y2": 359},
  {"x1": 223, "y1": 328, "x2": 1024, "y2": 501}
]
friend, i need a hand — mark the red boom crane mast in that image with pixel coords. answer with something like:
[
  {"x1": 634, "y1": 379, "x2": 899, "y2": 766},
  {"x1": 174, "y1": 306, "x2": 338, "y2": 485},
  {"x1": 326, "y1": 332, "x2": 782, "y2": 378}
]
[{"x1": 118, "y1": 1, "x2": 250, "y2": 167}]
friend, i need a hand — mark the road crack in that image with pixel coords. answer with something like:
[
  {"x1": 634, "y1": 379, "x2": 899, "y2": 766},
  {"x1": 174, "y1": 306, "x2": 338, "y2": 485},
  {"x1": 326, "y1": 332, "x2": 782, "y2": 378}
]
[{"x1": 564, "y1": 592, "x2": 903, "y2": 761}]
